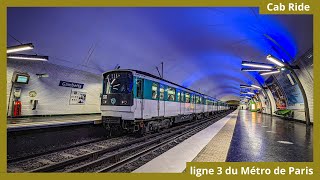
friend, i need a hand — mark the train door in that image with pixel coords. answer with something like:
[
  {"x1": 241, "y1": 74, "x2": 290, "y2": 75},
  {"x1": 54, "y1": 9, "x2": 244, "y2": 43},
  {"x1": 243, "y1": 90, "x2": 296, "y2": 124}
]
[
  {"x1": 195, "y1": 95, "x2": 197, "y2": 114},
  {"x1": 136, "y1": 78, "x2": 144, "y2": 119},
  {"x1": 181, "y1": 91, "x2": 184, "y2": 115},
  {"x1": 159, "y1": 84, "x2": 165, "y2": 117},
  {"x1": 202, "y1": 97, "x2": 205, "y2": 113},
  {"x1": 152, "y1": 82, "x2": 160, "y2": 117},
  {"x1": 192, "y1": 94, "x2": 196, "y2": 114},
  {"x1": 177, "y1": 91, "x2": 181, "y2": 115}
]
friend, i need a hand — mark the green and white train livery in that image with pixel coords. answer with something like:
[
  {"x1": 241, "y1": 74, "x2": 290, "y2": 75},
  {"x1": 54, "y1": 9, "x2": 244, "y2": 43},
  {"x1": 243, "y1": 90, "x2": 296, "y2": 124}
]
[{"x1": 101, "y1": 69, "x2": 229, "y2": 134}]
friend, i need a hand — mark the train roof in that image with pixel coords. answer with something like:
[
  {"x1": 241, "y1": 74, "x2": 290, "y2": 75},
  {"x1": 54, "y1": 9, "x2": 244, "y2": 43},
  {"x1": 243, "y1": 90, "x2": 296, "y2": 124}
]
[{"x1": 103, "y1": 69, "x2": 224, "y2": 103}]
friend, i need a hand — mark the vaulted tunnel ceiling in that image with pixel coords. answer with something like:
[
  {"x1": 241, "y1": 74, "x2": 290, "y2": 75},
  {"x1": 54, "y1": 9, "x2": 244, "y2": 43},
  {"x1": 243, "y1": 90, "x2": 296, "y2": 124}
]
[{"x1": 7, "y1": 7, "x2": 313, "y2": 101}]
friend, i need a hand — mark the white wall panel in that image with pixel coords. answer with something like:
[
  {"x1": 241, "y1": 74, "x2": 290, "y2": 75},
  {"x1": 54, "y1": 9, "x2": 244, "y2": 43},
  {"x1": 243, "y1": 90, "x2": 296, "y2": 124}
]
[{"x1": 7, "y1": 59, "x2": 102, "y2": 116}]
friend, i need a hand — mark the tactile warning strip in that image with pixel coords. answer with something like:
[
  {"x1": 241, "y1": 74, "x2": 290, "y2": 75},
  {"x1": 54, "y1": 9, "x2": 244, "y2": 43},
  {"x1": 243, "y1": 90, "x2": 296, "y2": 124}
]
[{"x1": 192, "y1": 114, "x2": 237, "y2": 162}]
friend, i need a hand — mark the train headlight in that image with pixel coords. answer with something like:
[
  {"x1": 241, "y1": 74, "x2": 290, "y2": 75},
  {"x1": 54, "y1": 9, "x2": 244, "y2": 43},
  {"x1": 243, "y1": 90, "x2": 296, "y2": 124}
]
[{"x1": 121, "y1": 100, "x2": 128, "y2": 105}]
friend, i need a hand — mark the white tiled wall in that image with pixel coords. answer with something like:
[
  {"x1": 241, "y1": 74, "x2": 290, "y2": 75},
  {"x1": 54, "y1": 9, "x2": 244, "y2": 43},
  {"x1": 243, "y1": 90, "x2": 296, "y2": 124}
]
[
  {"x1": 7, "y1": 59, "x2": 102, "y2": 116},
  {"x1": 293, "y1": 49, "x2": 314, "y2": 123}
]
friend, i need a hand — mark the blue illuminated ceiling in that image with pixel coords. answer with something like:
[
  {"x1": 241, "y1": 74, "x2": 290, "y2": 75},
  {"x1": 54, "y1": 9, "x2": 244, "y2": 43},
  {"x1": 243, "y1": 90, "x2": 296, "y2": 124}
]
[{"x1": 7, "y1": 7, "x2": 313, "y2": 101}]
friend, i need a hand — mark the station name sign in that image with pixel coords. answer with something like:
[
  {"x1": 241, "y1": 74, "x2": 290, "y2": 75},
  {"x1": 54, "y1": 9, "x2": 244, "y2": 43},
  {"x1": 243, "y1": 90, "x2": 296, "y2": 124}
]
[{"x1": 59, "y1": 81, "x2": 84, "y2": 89}]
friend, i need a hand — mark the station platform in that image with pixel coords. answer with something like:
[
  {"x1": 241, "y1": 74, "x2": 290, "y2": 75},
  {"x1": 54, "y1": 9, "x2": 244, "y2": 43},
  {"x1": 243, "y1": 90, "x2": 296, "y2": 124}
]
[
  {"x1": 7, "y1": 114, "x2": 102, "y2": 132},
  {"x1": 133, "y1": 109, "x2": 312, "y2": 173}
]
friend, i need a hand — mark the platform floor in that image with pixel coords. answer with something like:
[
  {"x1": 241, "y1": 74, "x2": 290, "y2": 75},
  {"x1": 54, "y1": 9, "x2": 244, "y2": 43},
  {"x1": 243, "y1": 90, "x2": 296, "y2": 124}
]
[
  {"x1": 133, "y1": 109, "x2": 313, "y2": 173},
  {"x1": 7, "y1": 114, "x2": 101, "y2": 131},
  {"x1": 226, "y1": 110, "x2": 313, "y2": 162}
]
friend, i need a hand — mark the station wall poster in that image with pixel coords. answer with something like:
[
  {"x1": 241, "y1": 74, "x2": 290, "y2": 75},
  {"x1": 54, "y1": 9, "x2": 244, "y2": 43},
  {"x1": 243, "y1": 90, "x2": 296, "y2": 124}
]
[
  {"x1": 69, "y1": 90, "x2": 87, "y2": 105},
  {"x1": 275, "y1": 69, "x2": 304, "y2": 110},
  {"x1": 265, "y1": 76, "x2": 287, "y2": 110}
]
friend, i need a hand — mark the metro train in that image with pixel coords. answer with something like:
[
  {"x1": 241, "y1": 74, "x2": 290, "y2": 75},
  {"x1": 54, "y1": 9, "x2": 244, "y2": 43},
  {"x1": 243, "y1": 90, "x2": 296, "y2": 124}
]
[{"x1": 100, "y1": 69, "x2": 229, "y2": 135}]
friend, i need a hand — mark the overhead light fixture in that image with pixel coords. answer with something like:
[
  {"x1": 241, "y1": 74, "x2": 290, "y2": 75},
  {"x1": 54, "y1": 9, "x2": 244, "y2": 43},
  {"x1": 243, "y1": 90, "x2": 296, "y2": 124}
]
[
  {"x1": 266, "y1": 55, "x2": 285, "y2": 67},
  {"x1": 251, "y1": 85, "x2": 261, "y2": 89},
  {"x1": 241, "y1": 92, "x2": 255, "y2": 95},
  {"x1": 242, "y1": 61, "x2": 273, "y2": 69},
  {"x1": 240, "y1": 84, "x2": 251, "y2": 88},
  {"x1": 7, "y1": 43, "x2": 34, "y2": 53},
  {"x1": 7, "y1": 54, "x2": 48, "y2": 61},
  {"x1": 260, "y1": 70, "x2": 280, "y2": 76},
  {"x1": 241, "y1": 84, "x2": 261, "y2": 89},
  {"x1": 241, "y1": 68, "x2": 273, "y2": 72}
]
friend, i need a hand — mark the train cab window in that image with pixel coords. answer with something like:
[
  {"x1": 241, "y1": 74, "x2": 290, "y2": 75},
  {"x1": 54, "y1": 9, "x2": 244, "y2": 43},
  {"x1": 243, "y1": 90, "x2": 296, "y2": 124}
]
[
  {"x1": 167, "y1": 87, "x2": 176, "y2": 101},
  {"x1": 177, "y1": 91, "x2": 181, "y2": 102},
  {"x1": 185, "y1": 93, "x2": 190, "y2": 103},
  {"x1": 152, "y1": 83, "x2": 158, "y2": 99},
  {"x1": 160, "y1": 85, "x2": 165, "y2": 100},
  {"x1": 181, "y1": 91, "x2": 184, "y2": 102},
  {"x1": 136, "y1": 79, "x2": 143, "y2": 98}
]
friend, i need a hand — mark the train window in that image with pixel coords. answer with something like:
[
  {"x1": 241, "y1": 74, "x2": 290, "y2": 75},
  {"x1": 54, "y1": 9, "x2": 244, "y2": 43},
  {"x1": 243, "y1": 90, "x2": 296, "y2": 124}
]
[
  {"x1": 152, "y1": 83, "x2": 158, "y2": 99},
  {"x1": 136, "y1": 79, "x2": 143, "y2": 99},
  {"x1": 185, "y1": 93, "x2": 190, "y2": 103},
  {"x1": 160, "y1": 85, "x2": 165, "y2": 100},
  {"x1": 181, "y1": 91, "x2": 184, "y2": 102},
  {"x1": 104, "y1": 71, "x2": 133, "y2": 94},
  {"x1": 196, "y1": 96, "x2": 199, "y2": 104},
  {"x1": 167, "y1": 87, "x2": 176, "y2": 101},
  {"x1": 177, "y1": 91, "x2": 181, "y2": 102}
]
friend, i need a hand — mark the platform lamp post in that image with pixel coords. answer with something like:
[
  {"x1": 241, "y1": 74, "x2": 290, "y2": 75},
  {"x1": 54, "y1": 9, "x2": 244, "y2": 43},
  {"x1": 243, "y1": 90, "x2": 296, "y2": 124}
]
[{"x1": 266, "y1": 55, "x2": 310, "y2": 125}]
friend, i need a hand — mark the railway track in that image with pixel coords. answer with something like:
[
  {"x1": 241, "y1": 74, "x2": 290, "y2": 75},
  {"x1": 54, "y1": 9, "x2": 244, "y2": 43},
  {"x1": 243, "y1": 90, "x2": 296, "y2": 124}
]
[
  {"x1": 7, "y1": 137, "x2": 108, "y2": 163},
  {"x1": 82, "y1": 112, "x2": 231, "y2": 173},
  {"x1": 7, "y1": 110, "x2": 233, "y2": 173}
]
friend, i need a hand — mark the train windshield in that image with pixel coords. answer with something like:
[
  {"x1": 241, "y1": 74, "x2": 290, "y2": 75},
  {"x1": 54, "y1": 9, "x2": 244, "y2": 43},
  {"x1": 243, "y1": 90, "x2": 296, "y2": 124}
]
[{"x1": 103, "y1": 71, "x2": 133, "y2": 94}]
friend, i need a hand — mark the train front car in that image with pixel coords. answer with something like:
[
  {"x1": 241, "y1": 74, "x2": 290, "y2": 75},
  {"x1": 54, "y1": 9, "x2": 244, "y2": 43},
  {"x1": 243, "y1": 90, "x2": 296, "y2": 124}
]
[{"x1": 101, "y1": 70, "x2": 135, "y2": 135}]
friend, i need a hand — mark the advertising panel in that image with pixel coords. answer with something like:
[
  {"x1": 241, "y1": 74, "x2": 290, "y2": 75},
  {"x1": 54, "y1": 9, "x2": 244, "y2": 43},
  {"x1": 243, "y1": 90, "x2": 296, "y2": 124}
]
[
  {"x1": 265, "y1": 76, "x2": 287, "y2": 110},
  {"x1": 275, "y1": 70, "x2": 304, "y2": 109}
]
